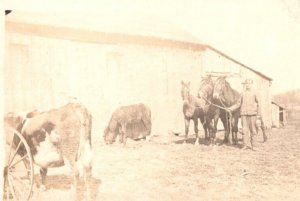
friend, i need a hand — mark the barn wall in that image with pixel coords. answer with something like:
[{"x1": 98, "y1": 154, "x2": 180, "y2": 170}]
[
  {"x1": 272, "y1": 104, "x2": 280, "y2": 127},
  {"x1": 5, "y1": 31, "x2": 204, "y2": 141}
]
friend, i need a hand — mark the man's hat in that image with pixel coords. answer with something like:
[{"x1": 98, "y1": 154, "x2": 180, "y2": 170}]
[{"x1": 242, "y1": 78, "x2": 253, "y2": 84}]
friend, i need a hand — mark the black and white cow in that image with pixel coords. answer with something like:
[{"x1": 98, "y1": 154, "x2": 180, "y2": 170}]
[{"x1": 4, "y1": 103, "x2": 93, "y2": 200}]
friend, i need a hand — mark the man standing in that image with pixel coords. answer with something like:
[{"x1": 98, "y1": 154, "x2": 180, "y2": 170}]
[{"x1": 228, "y1": 78, "x2": 260, "y2": 150}]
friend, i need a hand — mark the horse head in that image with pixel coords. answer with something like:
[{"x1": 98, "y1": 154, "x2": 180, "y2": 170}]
[
  {"x1": 213, "y1": 76, "x2": 228, "y2": 100},
  {"x1": 181, "y1": 80, "x2": 191, "y2": 104},
  {"x1": 198, "y1": 75, "x2": 214, "y2": 100}
]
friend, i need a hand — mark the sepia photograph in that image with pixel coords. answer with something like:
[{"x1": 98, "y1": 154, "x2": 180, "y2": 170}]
[{"x1": 1, "y1": 0, "x2": 300, "y2": 200}]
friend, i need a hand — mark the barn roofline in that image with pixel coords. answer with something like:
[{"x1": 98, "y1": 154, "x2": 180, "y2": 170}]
[
  {"x1": 6, "y1": 15, "x2": 272, "y2": 81},
  {"x1": 6, "y1": 21, "x2": 207, "y2": 51},
  {"x1": 205, "y1": 45, "x2": 272, "y2": 81},
  {"x1": 271, "y1": 101, "x2": 285, "y2": 109}
]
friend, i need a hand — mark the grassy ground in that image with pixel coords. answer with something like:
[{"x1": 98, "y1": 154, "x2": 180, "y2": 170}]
[{"x1": 27, "y1": 114, "x2": 300, "y2": 201}]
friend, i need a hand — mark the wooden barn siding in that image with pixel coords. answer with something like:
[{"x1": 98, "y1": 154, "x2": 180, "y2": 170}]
[
  {"x1": 272, "y1": 104, "x2": 280, "y2": 127},
  {"x1": 5, "y1": 31, "x2": 203, "y2": 140},
  {"x1": 202, "y1": 48, "x2": 272, "y2": 129}
]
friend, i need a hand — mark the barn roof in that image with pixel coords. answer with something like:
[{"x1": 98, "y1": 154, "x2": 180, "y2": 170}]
[
  {"x1": 6, "y1": 11, "x2": 272, "y2": 81},
  {"x1": 272, "y1": 101, "x2": 285, "y2": 109},
  {"x1": 5, "y1": 11, "x2": 201, "y2": 45},
  {"x1": 207, "y1": 46, "x2": 273, "y2": 81}
]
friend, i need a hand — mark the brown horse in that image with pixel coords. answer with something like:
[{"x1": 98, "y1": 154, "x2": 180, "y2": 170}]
[
  {"x1": 198, "y1": 75, "x2": 221, "y2": 144},
  {"x1": 181, "y1": 81, "x2": 207, "y2": 144},
  {"x1": 213, "y1": 76, "x2": 241, "y2": 144}
]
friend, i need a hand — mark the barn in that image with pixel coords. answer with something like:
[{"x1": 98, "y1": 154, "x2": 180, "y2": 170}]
[
  {"x1": 271, "y1": 101, "x2": 287, "y2": 128},
  {"x1": 4, "y1": 11, "x2": 273, "y2": 140}
]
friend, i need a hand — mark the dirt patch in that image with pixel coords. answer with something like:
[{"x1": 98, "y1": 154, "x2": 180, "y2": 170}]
[{"x1": 28, "y1": 123, "x2": 300, "y2": 201}]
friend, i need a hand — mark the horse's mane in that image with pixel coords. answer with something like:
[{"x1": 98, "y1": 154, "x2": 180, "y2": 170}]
[
  {"x1": 222, "y1": 78, "x2": 241, "y2": 106},
  {"x1": 199, "y1": 75, "x2": 214, "y2": 100}
]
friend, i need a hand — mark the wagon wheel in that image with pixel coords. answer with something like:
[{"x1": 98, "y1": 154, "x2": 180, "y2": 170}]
[{"x1": 3, "y1": 127, "x2": 34, "y2": 201}]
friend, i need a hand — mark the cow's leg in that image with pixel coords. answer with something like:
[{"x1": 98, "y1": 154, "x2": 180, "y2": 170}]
[
  {"x1": 193, "y1": 118, "x2": 199, "y2": 145},
  {"x1": 142, "y1": 117, "x2": 152, "y2": 141},
  {"x1": 122, "y1": 135, "x2": 128, "y2": 146},
  {"x1": 69, "y1": 162, "x2": 80, "y2": 201},
  {"x1": 40, "y1": 168, "x2": 48, "y2": 191},
  {"x1": 120, "y1": 123, "x2": 128, "y2": 146},
  {"x1": 83, "y1": 165, "x2": 92, "y2": 201},
  {"x1": 184, "y1": 118, "x2": 190, "y2": 144},
  {"x1": 119, "y1": 134, "x2": 123, "y2": 143}
]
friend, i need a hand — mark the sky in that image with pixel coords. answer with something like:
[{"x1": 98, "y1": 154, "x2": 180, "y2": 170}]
[{"x1": 3, "y1": 0, "x2": 300, "y2": 94}]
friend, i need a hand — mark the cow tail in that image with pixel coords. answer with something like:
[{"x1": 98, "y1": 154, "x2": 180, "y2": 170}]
[{"x1": 75, "y1": 108, "x2": 93, "y2": 177}]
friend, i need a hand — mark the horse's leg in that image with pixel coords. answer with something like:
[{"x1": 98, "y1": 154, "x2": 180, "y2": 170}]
[
  {"x1": 211, "y1": 114, "x2": 219, "y2": 145},
  {"x1": 201, "y1": 115, "x2": 209, "y2": 141},
  {"x1": 231, "y1": 115, "x2": 239, "y2": 145},
  {"x1": 207, "y1": 118, "x2": 214, "y2": 145},
  {"x1": 40, "y1": 168, "x2": 48, "y2": 191},
  {"x1": 193, "y1": 118, "x2": 199, "y2": 145},
  {"x1": 184, "y1": 118, "x2": 190, "y2": 144},
  {"x1": 220, "y1": 113, "x2": 229, "y2": 143}
]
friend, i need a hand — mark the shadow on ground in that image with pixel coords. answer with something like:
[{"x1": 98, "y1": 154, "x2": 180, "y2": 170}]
[{"x1": 34, "y1": 174, "x2": 101, "y2": 201}]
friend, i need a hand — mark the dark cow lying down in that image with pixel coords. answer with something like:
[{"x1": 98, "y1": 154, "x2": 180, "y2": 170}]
[
  {"x1": 4, "y1": 103, "x2": 92, "y2": 200},
  {"x1": 104, "y1": 103, "x2": 152, "y2": 145}
]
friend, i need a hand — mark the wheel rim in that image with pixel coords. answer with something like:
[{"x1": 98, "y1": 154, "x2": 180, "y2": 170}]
[{"x1": 3, "y1": 127, "x2": 34, "y2": 201}]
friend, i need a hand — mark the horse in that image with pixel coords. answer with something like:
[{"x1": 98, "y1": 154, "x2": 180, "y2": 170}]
[
  {"x1": 181, "y1": 80, "x2": 207, "y2": 144},
  {"x1": 212, "y1": 76, "x2": 241, "y2": 144},
  {"x1": 197, "y1": 75, "x2": 221, "y2": 144}
]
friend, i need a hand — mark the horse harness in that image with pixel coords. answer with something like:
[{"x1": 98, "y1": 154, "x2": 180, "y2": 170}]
[{"x1": 199, "y1": 95, "x2": 233, "y2": 134}]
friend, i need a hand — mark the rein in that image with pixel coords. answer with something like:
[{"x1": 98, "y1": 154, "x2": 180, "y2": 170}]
[
  {"x1": 200, "y1": 95, "x2": 233, "y2": 134},
  {"x1": 219, "y1": 98, "x2": 232, "y2": 133},
  {"x1": 200, "y1": 95, "x2": 230, "y2": 111}
]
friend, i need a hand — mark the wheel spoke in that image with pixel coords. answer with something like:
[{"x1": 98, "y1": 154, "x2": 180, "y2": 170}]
[
  {"x1": 9, "y1": 173, "x2": 29, "y2": 190},
  {"x1": 9, "y1": 154, "x2": 28, "y2": 169},
  {"x1": 7, "y1": 176, "x2": 17, "y2": 201},
  {"x1": 5, "y1": 178, "x2": 10, "y2": 201},
  {"x1": 9, "y1": 175, "x2": 25, "y2": 199},
  {"x1": 5, "y1": 127, "x2": 34, "y2": 201},
  {"x1": 8, "y1": 141, "x2": 22, "y2": 167},
  {"x1": 9, "y1": 169, "x2": 31, "y2": 176},
  {"x1": 7, "y1": 134, "x2": 15, "y2": 165}
]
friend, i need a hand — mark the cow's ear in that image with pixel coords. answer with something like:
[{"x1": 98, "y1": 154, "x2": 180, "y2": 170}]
[
  {"x1": 26, "y1": 110, "x2": 39, "y2": 118},
  {"x1": 43, "y1": 122, "x2": 55, "y2": 133}
]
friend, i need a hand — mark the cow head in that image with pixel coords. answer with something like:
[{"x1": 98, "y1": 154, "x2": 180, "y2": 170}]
[
  {"x1": 4, "y1": 112, "x2": 25, "y2": 132},
  {"x1": 4, "y1": 110, "x2": 40, "y2": 132},
  {"x1": 103, "y1": 126, "x2": 118, "y2": 144},
  {"x1": 25, "y1": 121, "x2": 64, "y2": 168}
]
